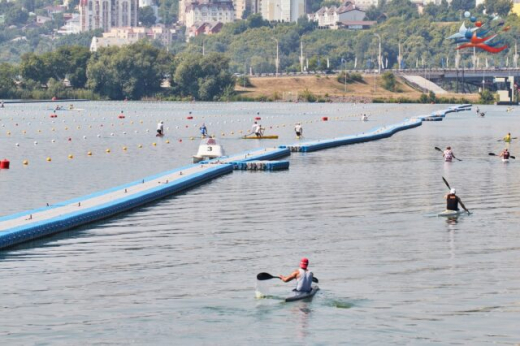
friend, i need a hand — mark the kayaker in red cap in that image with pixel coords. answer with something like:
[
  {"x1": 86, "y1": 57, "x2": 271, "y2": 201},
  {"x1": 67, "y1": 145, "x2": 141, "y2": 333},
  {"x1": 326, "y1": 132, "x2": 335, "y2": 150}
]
[{"x1": 279, "y1": 258, "x2": 314, "y2": 293}]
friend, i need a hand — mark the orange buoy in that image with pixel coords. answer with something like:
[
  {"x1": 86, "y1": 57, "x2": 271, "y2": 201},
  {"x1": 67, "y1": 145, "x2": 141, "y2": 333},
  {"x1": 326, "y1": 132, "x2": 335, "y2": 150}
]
[
  {"x1": 118, "y1": 115, "x2": 125, "y2": 119},
  {"x1": 255, "y1": 117, "x2": 261, "y2": 120},
  {"x1": 322, "y1": 117, "x2": 328, "y2": 121},
  {"x1": 187, "y1": 116, "x2": 193, "y2": 120},
  {"x1": 0, "y1": 159, "x2": 10, "y2": 169}
]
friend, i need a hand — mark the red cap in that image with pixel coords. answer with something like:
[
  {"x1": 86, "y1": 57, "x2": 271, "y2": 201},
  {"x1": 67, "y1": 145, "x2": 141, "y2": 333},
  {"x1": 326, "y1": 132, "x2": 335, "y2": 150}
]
[{"x1": 300, "y1": 258, "x2": 309, "y2": 269}]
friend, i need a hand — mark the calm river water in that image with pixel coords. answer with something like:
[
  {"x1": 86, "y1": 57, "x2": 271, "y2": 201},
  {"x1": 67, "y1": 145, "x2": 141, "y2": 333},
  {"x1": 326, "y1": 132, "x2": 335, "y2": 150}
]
[{"x1": 0, "y1": 102, "x2": 519, "y2": 344}]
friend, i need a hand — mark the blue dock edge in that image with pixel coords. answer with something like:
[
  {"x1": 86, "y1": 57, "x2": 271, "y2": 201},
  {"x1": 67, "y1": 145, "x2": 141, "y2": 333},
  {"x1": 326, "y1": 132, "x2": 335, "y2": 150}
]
[
  {"x1": 232, "y1": 160, "x2": 290, "y2": 171},
  {"x1": 0, "y1": 164, "x2": 233, "y2": 249},
  {"x1": 280, "y1": 118, "x2": 423, "y2": 153}
]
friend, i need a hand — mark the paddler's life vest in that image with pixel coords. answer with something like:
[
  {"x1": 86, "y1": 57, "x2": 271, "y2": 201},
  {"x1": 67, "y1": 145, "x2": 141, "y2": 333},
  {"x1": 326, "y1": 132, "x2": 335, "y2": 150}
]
[
  {"x1": 296, "y1": 268, "x2": 313, "y2": 293},
  {"x1": 446, "y1": 194, "x2": 459, "y2": 211},
  {"x1": 444, "y1": 150, "x2": 453, "y2": 162},
  {"x1": 503, "y1": 151, "x2": 510, "y2": 159}
]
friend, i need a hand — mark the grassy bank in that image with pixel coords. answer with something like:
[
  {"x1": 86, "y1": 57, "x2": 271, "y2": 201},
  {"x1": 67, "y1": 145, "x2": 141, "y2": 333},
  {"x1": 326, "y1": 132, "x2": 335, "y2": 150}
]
[{"x1": 234, "y1": 75, "x2": 479, "y2": 103}]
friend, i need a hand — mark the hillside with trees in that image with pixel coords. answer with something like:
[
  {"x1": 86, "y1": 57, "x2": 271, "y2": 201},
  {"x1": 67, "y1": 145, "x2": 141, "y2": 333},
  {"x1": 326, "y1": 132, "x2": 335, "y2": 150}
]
[{"x1": 0, "y1": 0, "x2": 517, "y2": 101}]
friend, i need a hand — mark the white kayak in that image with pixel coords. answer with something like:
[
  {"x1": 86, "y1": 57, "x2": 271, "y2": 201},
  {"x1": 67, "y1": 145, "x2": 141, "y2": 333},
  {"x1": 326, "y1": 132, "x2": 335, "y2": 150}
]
[
  {"x1": 285, "y1": 286, "x2": 319, "y2": 302},
  {"x1": 502, "y1": 158, "x2": 510, "y2": 163},
  {"x1": 438, "y1": 210, "x2": 465, "y2": 217}
]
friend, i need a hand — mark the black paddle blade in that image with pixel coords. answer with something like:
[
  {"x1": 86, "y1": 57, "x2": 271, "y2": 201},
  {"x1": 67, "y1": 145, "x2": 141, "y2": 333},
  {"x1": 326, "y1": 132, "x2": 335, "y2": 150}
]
[
  {"x1": 488, "y1": 153, "x2": 497, "y2": 156},
  {"x1": 442, "y1": 177, "x2": 451, "y2": 190},
  {"x1": 312, "y1": 277, "x2": 319, "y2": 283},
  {"x1": 257, "y1": 272, "x2": 276, "y2": 280},
  {"x1": 434, "y1": 147, "x2": 442, "y2": 152},
  {"x1": 511, "y1": 156, "x2": 516, "y2": 159}
]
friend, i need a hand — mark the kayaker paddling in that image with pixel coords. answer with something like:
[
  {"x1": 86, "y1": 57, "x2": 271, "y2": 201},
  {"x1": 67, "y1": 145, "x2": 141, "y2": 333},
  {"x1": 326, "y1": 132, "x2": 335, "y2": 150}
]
[
  {"x1": 499, "y1": 148, "x2": 510, "y2": 160},
  {"x1": 279, "y1": 258, "x2": 313, "y2": 293},
  {"x1": 443, "y1": 146, "x2": 457, "y2": 162},
  {"x1": 504, "y1": 133, "x2": 512, "y2": 142},
  {"x1": 445, "y1": 188, "x2": 469, "y2": 214},
  {"x1": 200, "y1": 123, "x2": 208, "y2": 138}
]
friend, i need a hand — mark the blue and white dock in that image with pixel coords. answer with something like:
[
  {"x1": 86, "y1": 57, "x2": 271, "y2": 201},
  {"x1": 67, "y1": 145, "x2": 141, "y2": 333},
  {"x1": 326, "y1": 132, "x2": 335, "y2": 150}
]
[{"x1": 0, "y1": 105, "x2": 471, "y2": 249}]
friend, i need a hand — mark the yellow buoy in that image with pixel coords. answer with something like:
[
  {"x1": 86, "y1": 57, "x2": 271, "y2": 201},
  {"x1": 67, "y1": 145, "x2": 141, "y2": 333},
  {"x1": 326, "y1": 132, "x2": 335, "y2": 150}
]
[
  {"x1": 123, "y1": 146, "x2": 127, "y2": 151},
  {"x1": 46, "y1": 157, "x2": 52, "y2": 162},
  {"x1": 68, "y1": 154, "x2": 74, "y2": 159},
  {"x1": 106, "y1": 149, "x2": 111, "y2": 153},
  {"x1": 166, "y1": 140, "x2": 170, "y2": 144},
  {"x1": 23, "y1": 160, "x2": 28, "y2": 165},
  {"x1": 152, "y1": 142, "x2": 157, "y2": 146},
  {"x1": 87, "y1": 151, "x2": 92, "y2": 156},
  {"x1": 190, "y1": 137, "x2": 194, "y2": 140}
]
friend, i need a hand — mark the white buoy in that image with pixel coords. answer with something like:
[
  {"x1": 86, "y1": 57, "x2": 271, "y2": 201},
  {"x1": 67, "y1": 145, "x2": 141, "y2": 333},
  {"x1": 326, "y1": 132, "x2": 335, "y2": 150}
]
[{"x1": 34, "y1": 141, "x2": 38, "y2": 145}]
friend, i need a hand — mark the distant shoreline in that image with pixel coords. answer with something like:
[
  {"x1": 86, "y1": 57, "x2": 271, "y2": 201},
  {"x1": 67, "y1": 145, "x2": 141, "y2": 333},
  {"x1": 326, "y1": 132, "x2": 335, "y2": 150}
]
[{"x1": 1, "y1": 99, "x2": 91, "y2": 104}]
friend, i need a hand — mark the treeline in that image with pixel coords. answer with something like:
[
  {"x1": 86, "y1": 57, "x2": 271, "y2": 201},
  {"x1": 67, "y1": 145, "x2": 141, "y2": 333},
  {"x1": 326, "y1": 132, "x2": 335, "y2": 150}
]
[{"x1": 0, "y1": 42, "x2": 235, "y2": 101}]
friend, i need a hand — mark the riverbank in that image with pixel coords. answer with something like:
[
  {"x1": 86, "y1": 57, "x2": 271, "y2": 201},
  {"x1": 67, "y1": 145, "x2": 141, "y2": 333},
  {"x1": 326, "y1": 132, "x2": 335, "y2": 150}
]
[{"x1": 235, "y1": 75, "x2": 480, "y2": 103}]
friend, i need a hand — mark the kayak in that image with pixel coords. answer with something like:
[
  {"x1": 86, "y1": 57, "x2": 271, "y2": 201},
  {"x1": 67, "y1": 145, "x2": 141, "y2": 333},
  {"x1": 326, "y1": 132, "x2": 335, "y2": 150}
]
[
  {"x1": 438, "y1": 210, "x2": 464, "y2": 217},
  {"x1": 285, "y1": 286, "x2": 319, "y2": 302},
  {"x1": 503, "y1": 158, "x2": 510, "y2": 163},
  {"x1": 242, "y1": 135, "x2": 279, "y2": 139}
]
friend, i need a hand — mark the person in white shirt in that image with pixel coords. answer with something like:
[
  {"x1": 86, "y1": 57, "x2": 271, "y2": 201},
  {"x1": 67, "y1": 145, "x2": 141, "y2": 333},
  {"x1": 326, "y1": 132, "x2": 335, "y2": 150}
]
[
  {"x1": 157, "y1": 121, "x2": 164, "y2": 136},
  {"x1": 294, "y1": 123, "x2": 303, "y2": 137},
  {"x1": 251, "y1": 122, "x2": 262, "y2": 137}
]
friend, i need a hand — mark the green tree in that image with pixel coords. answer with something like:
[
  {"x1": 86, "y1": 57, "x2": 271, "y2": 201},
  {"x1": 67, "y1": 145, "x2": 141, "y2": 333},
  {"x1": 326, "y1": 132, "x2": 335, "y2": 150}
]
[
  {"x1": 450, "y1": 0, "x2": 475, "y2": 11},
  {"x1": 385, "y1": 0, "x2": 418, "y2": 20},
  {"x1": 381, "y1": 71, "x2": 396, "y2": 91},
  {"x1": 20, "y1": 52, "x2": 50, "y2": 84},
  {"x1": 494, "y1": 0, "x2": 513, "y2": 16},
  {"x1": 5, "y1": 7, "x2": 29, "y2": 26},
  {"x1": 87, "y1": 41, "x2": 172, "y2": 99},
  {"x1": 158, "y1": 0, "x2": 178, "y2": 24},
  {"x1": 56, "y1": 46, "x2": 91, "y2": 88},
  {"x1": 139, "y1": 6, "x2": 157, "y2": 27},
  {"x1": 173, "y1": 52, "x2": 235, "y2": 100},
  {"x1": 0, "y1": 63, "x2": 18, "y2": 98},
  {"x1": 485, "y1": 0, "x2": 512, "y2": 16}
]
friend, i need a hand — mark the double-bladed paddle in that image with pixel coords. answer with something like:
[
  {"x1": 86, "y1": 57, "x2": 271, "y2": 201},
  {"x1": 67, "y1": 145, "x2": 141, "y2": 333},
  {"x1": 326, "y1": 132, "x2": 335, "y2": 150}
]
[
  {"x1": 497, "y1": 137, "x2": 517, "y2": 142},
  {"x1": 489, "y1": 152, "x2": 516, "y2": 159},
  {"x1": 257, "y1": 272, "x2": 319, "y2": 283},
  {"x1": 435, "y1": 147, "x2": 462, "y2": 161}
]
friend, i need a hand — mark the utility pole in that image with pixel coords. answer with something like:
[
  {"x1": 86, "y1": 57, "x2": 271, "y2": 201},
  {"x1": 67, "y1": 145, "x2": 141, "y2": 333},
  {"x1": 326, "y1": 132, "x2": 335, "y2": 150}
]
[
  {"x1": 202, "y1": 39, "x2": 205, "y2": 56},
  {"x1": 341, "y1": 58, "x2": 346, "y2": 93},
  {"x1": 271, "y1": 37, "x2": 279, "y2": 77},
  {"x1": 374, "y1": 33, "x2": 381, "y2": 74},
  {"x1": 300, "y1": 38, "x2": 304, "y2": 73}
]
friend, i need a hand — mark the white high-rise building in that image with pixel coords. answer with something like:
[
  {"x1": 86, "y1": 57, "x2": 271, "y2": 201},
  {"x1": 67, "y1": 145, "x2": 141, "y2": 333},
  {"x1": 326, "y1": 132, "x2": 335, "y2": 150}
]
[
  {"x1": 79, "y1": 0, "x2": 139, "y2": 32},
  {"x1": 261, "y1": 0, "x2": 304, "y2": 21}
]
